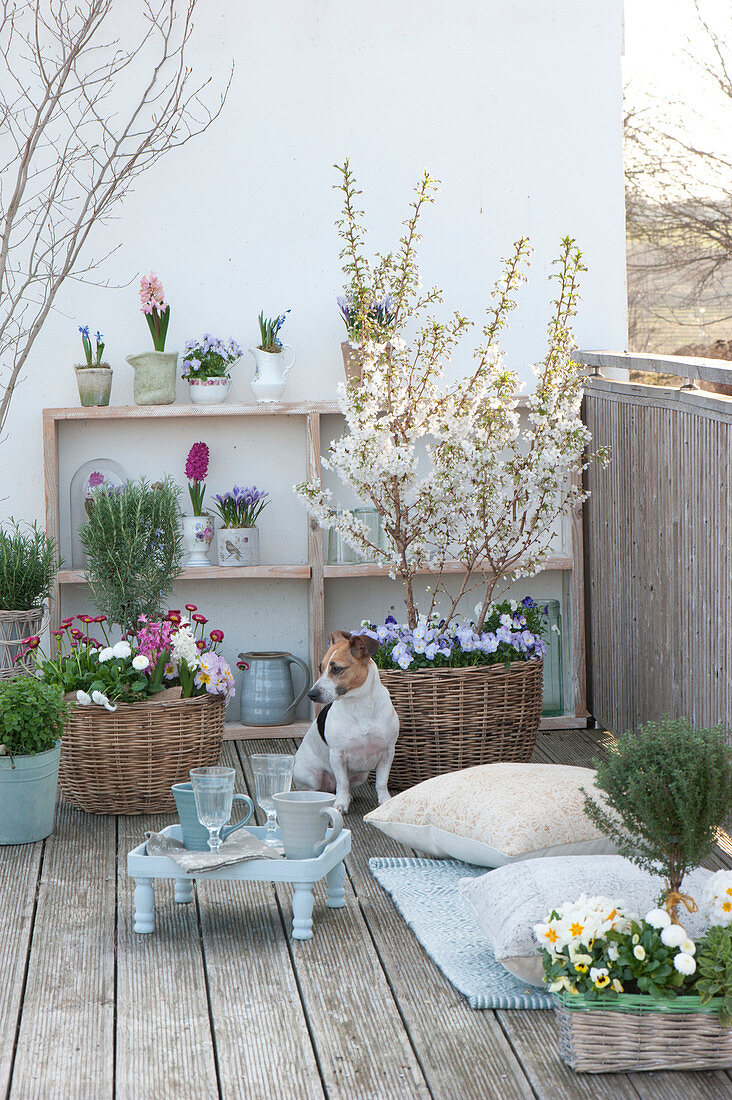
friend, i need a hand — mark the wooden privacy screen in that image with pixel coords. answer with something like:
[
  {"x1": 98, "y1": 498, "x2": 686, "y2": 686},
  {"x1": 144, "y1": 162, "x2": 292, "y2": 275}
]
[{"x1": 579, "y1": 355, "x2": 732, "y2": 736}]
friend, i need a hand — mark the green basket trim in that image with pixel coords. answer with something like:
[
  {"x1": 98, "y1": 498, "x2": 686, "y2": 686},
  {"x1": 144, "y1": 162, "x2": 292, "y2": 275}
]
[{"x1": 555, "y1": 991, "x2": 725, "y2": 1016}]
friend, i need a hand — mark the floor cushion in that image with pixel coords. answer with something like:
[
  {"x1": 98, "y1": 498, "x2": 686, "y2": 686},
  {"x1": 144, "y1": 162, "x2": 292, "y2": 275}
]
[
  {"x1": 458, "y1": 854, "x2": 712, "y2": 985},
  {"x1": 365, "y1": 762, "x2": 618, "y2": 866}
]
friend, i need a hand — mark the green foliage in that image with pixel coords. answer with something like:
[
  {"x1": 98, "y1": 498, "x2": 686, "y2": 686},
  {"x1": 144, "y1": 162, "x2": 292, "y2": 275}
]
[
  {"x1": 0, "y1": 676, "x2": 67, "y2": 757},
  {"x1": 79, "y1": 477, "x2": 183, "y2": 632},
  {"x1": 695, "y1": 925, "x2": 732, "y2": 1025},
  {"x1": 583, "y1": 718, "x2": 732, "y2": 898},
  {"x1": 39, "y1": 644, "x2": 169, "y2": 704},
  {"x1": 0, "y1": 520, "x2": 59, "y2": 611}
]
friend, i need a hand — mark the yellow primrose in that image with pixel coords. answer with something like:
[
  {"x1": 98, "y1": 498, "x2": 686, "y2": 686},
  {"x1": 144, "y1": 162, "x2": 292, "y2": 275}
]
[{"x1": 569, "y1": 921, "x2": 585, "y2": 938}]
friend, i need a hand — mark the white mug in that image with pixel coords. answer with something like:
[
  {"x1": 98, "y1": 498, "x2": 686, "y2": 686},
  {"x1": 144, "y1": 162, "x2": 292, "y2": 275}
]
[{"x1": 272, "y1": 791, "x2": 343, "y2": 859}]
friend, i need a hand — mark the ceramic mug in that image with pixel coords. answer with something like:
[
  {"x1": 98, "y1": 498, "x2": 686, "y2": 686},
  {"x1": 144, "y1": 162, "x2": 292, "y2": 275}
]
[
  {"x1": 272, "y1": 791, "x2": 343, "y2": 860},
  {"x1": 172, "y1": 781, "x2": 254, "y2": 851}
]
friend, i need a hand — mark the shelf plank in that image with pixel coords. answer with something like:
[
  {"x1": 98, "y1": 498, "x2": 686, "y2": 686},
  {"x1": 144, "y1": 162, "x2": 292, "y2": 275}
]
[
  {"x1": 43, "y1": 401, "x2": 340, "y2": 421},
  {"x1": 224, "y1": 721, "x2": 310, "y2": 741},
  {"x1": 324, "y1": 556, "x2": 574, "y2": 578},
  {"x1": 58, "y1": 564, "x2": 311, "y2": 584}
]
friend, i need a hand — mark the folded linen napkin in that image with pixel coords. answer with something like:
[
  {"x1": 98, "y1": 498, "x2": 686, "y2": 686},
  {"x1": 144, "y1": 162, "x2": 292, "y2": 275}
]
[{"x1": 145, "y1": 830, "x2": 284, "y2": 873}]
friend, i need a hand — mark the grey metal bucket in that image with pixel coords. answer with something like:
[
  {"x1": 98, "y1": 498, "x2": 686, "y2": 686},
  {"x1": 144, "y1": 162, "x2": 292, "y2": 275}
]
[{"x1": 0, "y1": 742, "x2": 60, "y2": 844}]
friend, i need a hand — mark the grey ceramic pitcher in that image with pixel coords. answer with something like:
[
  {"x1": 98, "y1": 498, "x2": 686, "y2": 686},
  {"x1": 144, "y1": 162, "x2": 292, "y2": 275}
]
[{"x1": 237, "y1": 651, "x2": 310, "y2": 726}]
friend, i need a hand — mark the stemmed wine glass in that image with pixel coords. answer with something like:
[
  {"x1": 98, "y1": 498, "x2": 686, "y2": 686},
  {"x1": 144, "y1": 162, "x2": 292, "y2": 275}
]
[
  {"x1": 189, "y1": 766, "x2": 236, "y2": 853},
  {"x1": 250, "y1": 753, "x2": 295, "y2": 847}
]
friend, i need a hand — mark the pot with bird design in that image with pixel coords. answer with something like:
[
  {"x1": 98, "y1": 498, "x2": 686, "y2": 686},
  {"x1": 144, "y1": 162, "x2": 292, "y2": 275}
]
[{"x1": 216, "y1": 526, "x2": 259, "y2": 567}]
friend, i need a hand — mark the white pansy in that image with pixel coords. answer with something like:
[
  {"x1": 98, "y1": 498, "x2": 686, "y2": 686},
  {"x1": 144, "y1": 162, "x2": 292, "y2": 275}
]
[
  {"x1": 112, "y1": 640, "x2": 131, "y2": 659},
  {"x1": 132, "y1": 654, "x2": 150, "y2": 671},
  {"x1": 98, "y1": 647, "x2": 115, "y2": 662},
  {"x1": 645, "y1": 909, "x2": 671, "y2": 930},
  {"x1": 76, "y1": 690, "x2": 92, "y2": 705},
  {"x1": 660, "y1": 924, "x2": 688, "y2": 949},
  {"x1": 674, "y1": 952, "x2": 696, "y2": 976},
  {"x1": 607, "y1": 944, "x2": 619, "y2": 962}
]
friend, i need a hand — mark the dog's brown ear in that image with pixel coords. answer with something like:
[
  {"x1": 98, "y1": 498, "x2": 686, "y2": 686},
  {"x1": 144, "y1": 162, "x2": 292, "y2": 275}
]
[
  {"x1": 350, "y1": 632, "x2": 379, "y2": 659},
  {"x1": 328, "y1": 630, "x2": 351, "y2": 647}
]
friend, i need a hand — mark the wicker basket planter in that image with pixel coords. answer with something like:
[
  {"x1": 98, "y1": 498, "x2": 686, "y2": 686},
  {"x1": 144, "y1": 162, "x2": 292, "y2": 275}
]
[
  {"x1": 555, "y1": 991, "x2": 732, "y2": 1073},
  {"x1": 0, "y1": 608, "x2": 44, "y2": 679},
  {"x1": 59, "y1": 693, "x2": 226, "y2": 814},
  {"x1": 379, "y1": 657, "x2": 543, "y2": 790}
]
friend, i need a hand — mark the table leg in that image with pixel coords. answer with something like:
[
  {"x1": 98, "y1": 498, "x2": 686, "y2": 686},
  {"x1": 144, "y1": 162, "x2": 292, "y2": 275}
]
[
  {"x1": 174, "y1": 879, "x2": 195, "y2": 904},
  {"x1": 134, "y1": 877, "x2": 155, "y2": 934},
  {"x1": 326, "y1": 860, "x2": 346, "y2": 908},
  {"x1": 292, "y1": 884, "x2": 315, "y2": 940}
]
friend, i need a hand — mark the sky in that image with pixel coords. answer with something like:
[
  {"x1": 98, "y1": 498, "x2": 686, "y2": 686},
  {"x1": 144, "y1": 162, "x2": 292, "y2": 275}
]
[{"x1": 623, "y1": 0, "x2": 730, "y2": 144}]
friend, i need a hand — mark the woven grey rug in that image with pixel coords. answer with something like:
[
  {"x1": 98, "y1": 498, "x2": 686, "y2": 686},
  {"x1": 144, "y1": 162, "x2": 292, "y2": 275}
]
[{"x1": 369, "y1": 856, "x2": 552, "y2": 1010}]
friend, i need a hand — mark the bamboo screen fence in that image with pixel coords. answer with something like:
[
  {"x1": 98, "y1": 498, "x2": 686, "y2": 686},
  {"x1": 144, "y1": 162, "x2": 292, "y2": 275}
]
[{"x1": 577, "y1": 352, "x2": 732, "y2": 737}]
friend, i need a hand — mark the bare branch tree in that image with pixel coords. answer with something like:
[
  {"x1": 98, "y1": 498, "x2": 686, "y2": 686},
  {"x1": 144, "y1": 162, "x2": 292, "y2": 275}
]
[
  {"x1": 0, "y1": 0, "x2": 232, "y2": 434},
  {"x1": 624, "y1": 2, "x2": 732, "y2": 352}
]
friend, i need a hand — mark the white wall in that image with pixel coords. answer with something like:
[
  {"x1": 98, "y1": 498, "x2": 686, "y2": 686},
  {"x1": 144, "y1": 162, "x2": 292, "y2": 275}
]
[{"x1": 1, "y1": 0, "x2": 626, "y2": 703}]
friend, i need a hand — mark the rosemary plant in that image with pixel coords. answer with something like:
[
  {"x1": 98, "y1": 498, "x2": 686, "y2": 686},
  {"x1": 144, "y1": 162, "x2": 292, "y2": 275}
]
[
  {"x1": 0, "y1": 521, "x2": 59, "y2": 611},
  {"x1": 79, "y1": 477, "x2": 183, "y2": 631}
]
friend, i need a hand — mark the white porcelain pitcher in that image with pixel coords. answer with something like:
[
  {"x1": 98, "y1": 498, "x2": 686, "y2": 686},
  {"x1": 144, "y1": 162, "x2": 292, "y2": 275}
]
[{"x1": 249, "y1": 345, "x2": 296, "y2": 403}]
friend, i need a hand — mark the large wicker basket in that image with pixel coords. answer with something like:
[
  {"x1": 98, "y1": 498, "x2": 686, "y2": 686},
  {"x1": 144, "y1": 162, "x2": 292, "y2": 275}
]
[
  {"x1": 555, "y1": 991, "x2": 732, "y2": 1073},
  {"x1": 0, "y1": 607, "x2": 44, "y2": 679},
  {"x1": 380, "y1": 658, "x2": 543, "y2": 790},
  {"x1": 59, "y1": 694, "x2": 226, "y2": 814}
]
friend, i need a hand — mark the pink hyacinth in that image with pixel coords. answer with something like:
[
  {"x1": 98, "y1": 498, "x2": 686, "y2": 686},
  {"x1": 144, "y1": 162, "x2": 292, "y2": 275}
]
[
  {"x1": 135, "y1": 618, "x2": 175, "y2": 664},
  {"x1": 185, "y1": 441, "x2": 209, "y2": 482},
  {"x1": 139, "y1": 272, "x2": 166, "y2": 315}
]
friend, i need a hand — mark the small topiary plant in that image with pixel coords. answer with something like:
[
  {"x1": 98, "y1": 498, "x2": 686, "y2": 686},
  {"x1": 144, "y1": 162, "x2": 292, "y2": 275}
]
[
  {"x1": 583, "y1": 717, "x2": 732, "y2": 921},
  {"x1": 0, "y1": 676, "x2": 67, "y2": 760}
]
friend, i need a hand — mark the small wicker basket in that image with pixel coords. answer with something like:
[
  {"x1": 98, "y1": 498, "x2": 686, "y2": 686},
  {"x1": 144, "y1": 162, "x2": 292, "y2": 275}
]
[
  {"x1": 555, "y1": 991, "x2": 732, "y2": 1073},
  {"x1": 380, "y1": 658, "x2": 543, "y2": 790},
  {"x1": 0, "y1": 608, "x2": 44, "y2": 679},
  {"x1": 59, "y1": 693, "x2": 226, "y2": 815}
]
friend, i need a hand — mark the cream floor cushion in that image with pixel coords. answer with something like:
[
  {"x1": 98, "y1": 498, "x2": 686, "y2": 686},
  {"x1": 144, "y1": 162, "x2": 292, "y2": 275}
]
[
  {"x1": 365, "y1": 762, "x2": 619, "y2": 866},
  {"x1": 459, "y1": 855, "x2": 712, "y2": 986}
]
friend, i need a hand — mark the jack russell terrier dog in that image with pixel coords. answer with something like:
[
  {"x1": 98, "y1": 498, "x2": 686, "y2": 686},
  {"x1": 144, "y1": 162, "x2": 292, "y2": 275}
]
[{"x1": 293, "y1": 631, "x2": 399, "y2": 814}]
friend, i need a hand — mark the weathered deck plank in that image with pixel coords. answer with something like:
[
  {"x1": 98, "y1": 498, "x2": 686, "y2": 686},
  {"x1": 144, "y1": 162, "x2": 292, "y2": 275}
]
[
  {"x1": 9, "y1": 800, "x2": 115, "y2": 1100},
  {"x1": 116, "y1": 812, "x2": 220, "y2": 1100},
  {"x1": 0, "y1": 838, "x2": 42, "y2": 1095},
  {"x1": 198, "y1": 744, "x2": 324, "y2": 1100},
  {"x1": 237, "y1": 739, "x2": 432, "y2": 1100}
]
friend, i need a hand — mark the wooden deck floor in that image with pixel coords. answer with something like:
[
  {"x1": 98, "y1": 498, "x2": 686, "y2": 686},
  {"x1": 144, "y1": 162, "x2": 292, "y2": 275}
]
[{"x1": 2, "y1": 730, "x2": 731, "y2": 1100}]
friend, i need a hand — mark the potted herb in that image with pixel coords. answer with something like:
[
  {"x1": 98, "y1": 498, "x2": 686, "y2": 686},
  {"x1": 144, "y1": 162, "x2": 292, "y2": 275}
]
[
  {"x1": 0, "y1": 677, "x2": 67, "y2": 843},
  {"x1": 80, "y1": 475, "x2": 183, "y2": 632},
  {"x1": 181, "y1": 335, "x2": 243, "y2": 405},
  {"x1": 181, "y1": 442, "x2": 214, "y2": 566},
  {"x1": 249, "y1": 310, "x2": 294, "y2": 402},
  {"x1": 0, "y1": 520, "x2": 59, "y2": 678},
  {"x1": 582, "y1": 717, "x2": 732, "y2": 921},
  {"x1": 213, "y1": 485, "x2": 269, "y2": 566},
  {"x1": 126, "y1": 272, "x2": 177, "y2": 404},
  {"x1": 33, "y1": 608, "x2": 233, "y2": 814},
  {"x1": 74, "y1": 325, "x2": 112, "y2": 406}
]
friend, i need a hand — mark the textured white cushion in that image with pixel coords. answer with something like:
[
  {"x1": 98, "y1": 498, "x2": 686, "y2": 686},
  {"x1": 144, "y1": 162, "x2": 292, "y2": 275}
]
[
  {"x1": 365, "y1": 763, "x2": 618, "y2": 866},
  {"x1": 459, "y1": 855, "x2": 712, "y2": 986}
]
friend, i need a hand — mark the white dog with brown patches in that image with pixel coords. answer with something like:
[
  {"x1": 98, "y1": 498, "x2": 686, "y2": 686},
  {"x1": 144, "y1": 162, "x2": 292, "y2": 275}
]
[{"x1": 293, "y1": 631, "x2": 399, "y2": 814}]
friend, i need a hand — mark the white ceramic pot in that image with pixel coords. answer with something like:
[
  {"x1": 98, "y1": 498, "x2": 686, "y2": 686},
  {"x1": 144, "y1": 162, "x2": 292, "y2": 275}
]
[
  {"x1": 217, "y1": 526, "x2": 259, "y2": 566},
  {"x1": 249, "y1": 346, "x2": 295, "y2": 403},
  {"x1": 181, "y1": 515, "x2": 214, "y2": 566},
  {"x1": 188, "y1": 377, "x2": 232, "y2": 405}
]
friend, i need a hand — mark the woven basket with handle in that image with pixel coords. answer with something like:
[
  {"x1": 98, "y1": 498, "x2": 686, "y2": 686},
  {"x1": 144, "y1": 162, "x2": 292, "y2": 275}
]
[
  {"x1": 555, "y1": 991, "x2": 732, "y2": 1073},
  {"x1": 379, "y1": 657, "x2": 543, "y2": 790},
  {"x1": 59, "y1": 693, "x2": 226, "y2": 814},
  {"x1": 0, "y1": 608, "x2": 44, "y2": 679}
]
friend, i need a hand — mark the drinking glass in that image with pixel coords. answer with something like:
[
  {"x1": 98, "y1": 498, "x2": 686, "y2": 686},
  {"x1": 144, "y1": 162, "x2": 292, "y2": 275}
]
[
  {"x1": 250, "y1": 753, "x2": 295, "y2": 847},
  {"x1": 189, "y1": 766, "x2": 236, "y2": 853}
]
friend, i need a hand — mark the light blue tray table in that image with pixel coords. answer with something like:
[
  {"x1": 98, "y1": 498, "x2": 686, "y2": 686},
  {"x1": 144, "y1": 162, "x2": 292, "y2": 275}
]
[{"x1": 127, "y1": 823, "x2": 351, "y2": 941}]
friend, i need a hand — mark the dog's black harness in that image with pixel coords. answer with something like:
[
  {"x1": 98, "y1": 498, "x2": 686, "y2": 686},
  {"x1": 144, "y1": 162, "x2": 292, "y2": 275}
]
[{"x1": 316, "y1": 703, "x2": 332, "y2": 742}]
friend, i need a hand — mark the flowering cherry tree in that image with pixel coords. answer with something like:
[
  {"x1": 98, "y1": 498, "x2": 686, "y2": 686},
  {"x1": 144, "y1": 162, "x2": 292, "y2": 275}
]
[{"x1": 296, "y1": 164, "x2": 605, "y2": 630}]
